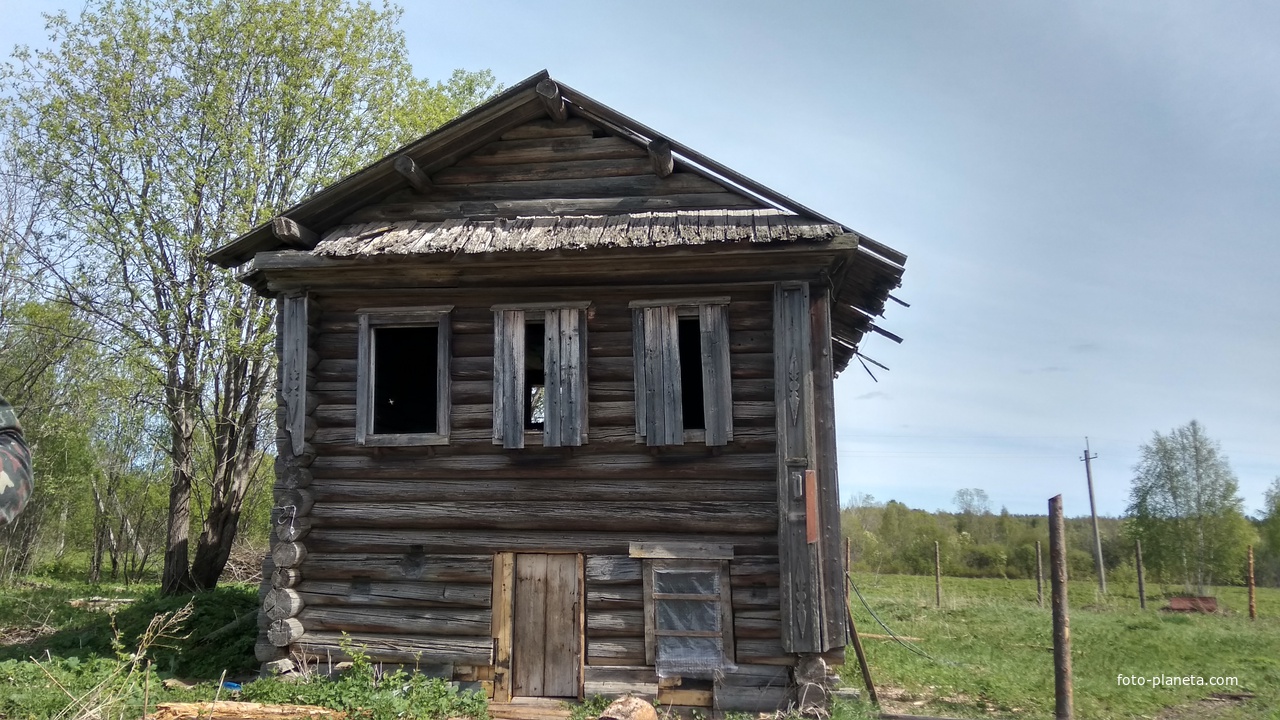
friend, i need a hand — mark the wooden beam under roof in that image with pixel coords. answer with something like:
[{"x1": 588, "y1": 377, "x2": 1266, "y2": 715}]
[
  {"x1": 393, "y1": 155, "x2": 432, "y2": 194},
  {"x1": 271, "y1": 216, "x2": 318, "y2": 248},
  {"x1": 536, "y1": 79, "x2": 569, "y2": 122},
  {"x1": 647, "y1": 139, "x2": 673, "y2": 178}
]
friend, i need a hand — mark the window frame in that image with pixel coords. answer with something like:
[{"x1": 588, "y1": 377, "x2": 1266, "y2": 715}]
[
  {"x1": 630, "y1": 542, "x2": 735, "y2": 673},
  {"x1": 630, "y1": 297, "x2": 733, "y2": 447},
  {"x1": 356, "y1": 305, "x2": 453, "y2": 447},
  {"x1": 492, "y1": 301, "x2": 591, "y2": 449}
]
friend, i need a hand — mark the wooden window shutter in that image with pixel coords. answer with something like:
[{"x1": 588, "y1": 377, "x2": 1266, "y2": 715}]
[
  {"x1": 699, "y1": 303, "x2": 732, "y2": 446},
  {"x1": 634, "y1": 305, "x2": 683, "y2": 446},
  {"x1": 492, "y1": 309, "x2": 526, "y2": 449},
  {"x1": 543, "y1": 307, "x2": 588, "y2": 447}
]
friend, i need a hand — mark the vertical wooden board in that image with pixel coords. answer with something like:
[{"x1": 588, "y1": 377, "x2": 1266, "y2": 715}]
[
  {"x1": 543, "y1": 554, "x2": 581, "y2": 697},
  {"x1": 577, "y1": 554, "x2": 587, "y2": 699},
  {"x1": 436, "y1": 313, "x2": 452, "y2": 442},
  {"x1": 661, "y1": 306, "x2": 684, "y2": 445},
  {"x1": 282, "y1": 294, "x2": 309, "y2": 457},
  {"x1": 642, "y1": 561, "x2": 656, "y2": 665},
  {"x1": 577, "y1": 309, "x2": 590, "y2": 445},
  {"x1": 563, "y1": 308, "x2": 583, "y2": 446},
  {"x1": 493, "y1": 553, "x2": 515, "y2": 703},
  {"x1": 544, "y1": 310, "x2": 563, "y2": 447},
  {"x1": 514, "y1": 554, "x2": 548, "y2": 697},
  {"x1": 355, "y1": 313, "x2": 371, "y2": 444},
  {"x1": 699, "y1": 303, "x2": 733, "y2": 446},
  {"x1": 632, "y1": 308, "x2": 647, "y2": 440},
  {"x1": 642, "y1": 307, "x2": 664, "y2": 446},
  {"x1": 720, "y1": 562, "x2": 736, "y2": 664},
  {"x1": 494, "y1": 310, "x2": 526, "y2": 449},
  {"x1": 810, "y1": 286, "x2": 848, "y2": 649},
  {"x1": 773, "y1": 282, "x2": 821, "y2": 653}
]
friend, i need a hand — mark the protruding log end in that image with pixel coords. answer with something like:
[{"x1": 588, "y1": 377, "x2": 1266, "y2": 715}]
[
  {"x1": 269, "y1": 617, "x2": 306, "y2": 646},
  {"x1": 536, "y1": 79, "x2": 569, "y2": 122},
  {"x1": 647, "y1": 139, "x2": 674, "y2": 178},
  {"x1": 273, "y1": 540, "x2": 309, "y2": 569},
  {"x1": 393, "y1": 154, "x2": 432, "y2": 193},
  {"x1": 264, "y1": 587, "x2": 306, "y2": 621},
  {"x1": 271, "y1": 216, "x2": 318, "y2": 248}
]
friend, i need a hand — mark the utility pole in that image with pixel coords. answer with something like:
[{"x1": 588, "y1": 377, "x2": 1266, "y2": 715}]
[{"x1": 1081, "y1": 438, "x2": 1106, "y2": 595}]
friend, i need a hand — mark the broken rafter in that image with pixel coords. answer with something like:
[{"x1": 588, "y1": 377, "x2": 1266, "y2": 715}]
[
  {"x1": 647, "y1": 139, "x2": 674, "y2": 178},
  {"x1": 535, "y1": 79, "x2": 569, "y2": 122},
  {"x1": 270, "y1": 216, "x2": 318, "y2": 249},
  {"x1": 868, "y1": 323, "x2": 904, "y2": 344},
  {"x1": 393, "y1": 155, "x2": 432, "y2": 194}
]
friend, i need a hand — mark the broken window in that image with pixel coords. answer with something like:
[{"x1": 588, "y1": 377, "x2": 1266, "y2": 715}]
[
  {"x1": 356, "y1": 306, "x2": 452, "y2": 446},
  {"x1": 493, "y1": 303, "x2": 589, "y2": 449},
  {"x1": 631, "y1": 299, "x2": 732, "y2": 446},
  {"x1": 629, "y1": 543, "x2": 736, "y2": 678}
]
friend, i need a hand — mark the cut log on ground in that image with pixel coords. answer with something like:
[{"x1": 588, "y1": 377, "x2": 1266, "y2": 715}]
[{"x1": 147, "y1": 702, "x2": 344, "y2": 720}]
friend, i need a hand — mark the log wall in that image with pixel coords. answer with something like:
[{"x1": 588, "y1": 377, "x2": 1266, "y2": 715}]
[{"x1": 269, "y1": 282, "x2": 790, "y2": 693}]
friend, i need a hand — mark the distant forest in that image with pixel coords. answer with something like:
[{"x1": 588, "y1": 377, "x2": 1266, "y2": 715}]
[{"x1": 839, "y1": 497, "x2": 1280, "y2": 589}]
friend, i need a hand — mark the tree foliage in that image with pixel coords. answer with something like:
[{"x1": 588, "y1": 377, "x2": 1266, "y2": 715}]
[
  {"x1": 1126, "y1": 420, "x2": 1254, "y2": 594},
  {"x1": 3, "y1": 0, "x2": 497, "y2": 591}
]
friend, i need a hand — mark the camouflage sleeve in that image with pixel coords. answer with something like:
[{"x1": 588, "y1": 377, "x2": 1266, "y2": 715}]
[{"x1": 0, "y1": 396, "x2": 32, "y2": 524}]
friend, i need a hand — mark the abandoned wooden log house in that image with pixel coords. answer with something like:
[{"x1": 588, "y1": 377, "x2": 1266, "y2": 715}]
[{"x1": 209, "y1": 70, "x2": 907, "y2": 713}]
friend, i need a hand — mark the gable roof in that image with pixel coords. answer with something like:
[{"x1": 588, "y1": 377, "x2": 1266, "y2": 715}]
[{"x1": 209, "y1": 70, "x2": 907, "y2": 374}]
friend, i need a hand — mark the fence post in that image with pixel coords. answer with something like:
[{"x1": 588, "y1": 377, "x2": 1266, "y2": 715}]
[
  {"x1": 1036, "y1": 540, "x2": 1044, "y2": 608},
  {"x1": 1248, "y1": 545, "x2": 1257, "y2": 621},
  {"x1": 934, "y1": 540, "x2": 942, "y2": 609},
  {"x1": 1135, "y1": 540, "x2": 1146, "y2": 611},
  {"x1": 1049, "y1": 494, "x2": 1073, "y2": 720}
]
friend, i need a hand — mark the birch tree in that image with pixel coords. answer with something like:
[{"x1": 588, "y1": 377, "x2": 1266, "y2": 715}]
[
  {"x1": 5, "y1": 0, "x2": 497, "y2": 592},
  {"x1": 1126, "y1": 420, "x2": 1254, "y2": 594}
]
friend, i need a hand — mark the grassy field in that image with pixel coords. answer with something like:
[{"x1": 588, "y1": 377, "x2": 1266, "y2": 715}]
[{"x1": 842, "y1": 573, "x2": 1280, "y2": 719}]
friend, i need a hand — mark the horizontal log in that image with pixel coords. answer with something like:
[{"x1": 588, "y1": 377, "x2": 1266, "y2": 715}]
[
  {"x1": 659, "y1": 688, "x2": 713, "y2": 708},
  {"x1": 272, "y1": 567, "x2": 302, "y2": 589},
  {"x1": 583, "y1": 666, "x2": 659, "y2": 684},
  {"x1": 297, "y1": 606, "x2": 491, "y2": 636},
  {"x1": 732, "y1": 587, "x2": 781, "y2": 609},
  {"x1": 586, "y1": 610, "x2": 644, "y2": 638},
  {"x1": 588, "y1": 586, "x2": 641, "y2": 610},
  {"x1": 295, "y1": 580, "x2": 491, "y2": 608},
  {"x1": 264, "y1": 588, "x2": 305, "y2": 621},
  {"x1": 276, "y1": 518, "x2": 313, "y2": 543},
  {"x1": 307, "y1": 501, "x2": 776, "y2": 534},
  {"x1": 734, "y1": 616, "x2": 781, "y2": 639},
  {"x1": 432, "y1": 158, "x2": 654, "y2": 186},
  {"x1": 269, "y1": 617, "x2": 305, "y2": 646},
  {"x1": 583, "y1": 681, "x2": 657, "y2": 700},
  {"x1": 309, "y1": 452, "x2": 776, "y2": 480},
  {"x1": 300, "y1": 553, "x2": 492, "y2": 583},
  {"x1": 500, "y1": 118, "x2": 597, "y2": 140},
  {"x1": 587, "y1": 638, "x2": 645, "y2": 663},
  {"x1": 308, "y1": 478, "x2": 776, "y2": 505},
  {"x1": 273, "y1": 489, "x2": 314, "y2": 517},
  {"x1": 255, "y1": 640, "x2": 287, "y2": 662},
  {"x1": 714, "y1": 684, "x2": 793, "y2": 712},
  {"x1": 729, "y1": 557, "x2": 781, "y2": 587},
  {"x1": 719, "y1": 663, "x2": 791, "y2": 687},
  {"x1": 344, "y1": 192, "x2": 761, "y2": 224},
  {"x1": 735, "y1": 638, "x2": 790, "y2": 665},
  {"x1": 422, "y1": 173, "x2": 726, "y2": 201},
  {"x1": 297, "y1": 631, "x2": 491, "y2": 665},
  {"x1": 273, "y1": 542, "x2": 308, "y2": 569},
  {"x1": 460, "y1": 135, "x2": 644, "y2": 165},
  {"x1": 304, "y1": 529, "x2": 777, "y2": 557},
  {"x1": 586, "y1": 555, "x2": 641, "y2": 584}
]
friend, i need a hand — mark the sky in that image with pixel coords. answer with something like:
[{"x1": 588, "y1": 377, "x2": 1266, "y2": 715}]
[{"x1": 2, "y1": 1, "x2": 1276, "y2": 518}]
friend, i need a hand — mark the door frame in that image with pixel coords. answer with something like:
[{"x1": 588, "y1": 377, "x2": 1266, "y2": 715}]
[{"x1": 492, "y1": 551, "x2": 585, "y2": 702}]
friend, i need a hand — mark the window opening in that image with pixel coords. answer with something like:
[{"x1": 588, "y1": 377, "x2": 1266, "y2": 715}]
[
  {"x1": 373, "y1": 326, "x2": 438, "y2": 435},
  {"x1": 677, "y1": 317, "x2": 705, "y2": 430},
  {"x1": 653, "y1": 565, "x2": 726, "y2": 677},
  {"x1": 525, "y1": 318, "x2": 545, "y2": 430}
]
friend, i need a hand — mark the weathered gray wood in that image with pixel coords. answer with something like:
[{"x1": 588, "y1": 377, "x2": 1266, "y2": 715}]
[
  {"x1": 308, "y1": 501, "x2": 775, "y2": 533},
  {"x1": 713, "y1": 685, "x2": 793, "y2": 712},
  {"x1": 309, "y1": 452, "x2": 777, "y2": 481},
  {"x1": 274, "y1": 488, "x2": 314, "y2": 518},
  {"x1": 543, "y1": 554, "x2": 580, "y2": 697},
  {"x1": 295, "y1": 580, "x2": 491, "y2": 608},
  {"x1": 422, "y1": 173, "x2": 726, "y2": 202},
  {"x1": 501, "y1": 117, "x2": 596, "y2": 140},
  {"x1": 296, "y1": 606, "x2": 491, "y2": 636},
  {"x1": 273, "y1": 541, "x2": 308, "y2": 568},
  {"x1": 631, "y1": 307, "x2": 647, "y2": 441},
  {"x1": 281, "y1": 294, "x2": 310, "y2": 456},
  {"x1": 433, "y1": 158, "x2": 653, "y2": 186},
  {"x1": 297, "y1": 631, "x2": 491, "y2": 665},
  {"x1": 544, "y1": 307, "x2": 587, "y2": 447},
  {"x1": 586, "y1": 610, "x2": 643, "y2": 637},
  {"x1": 275, "y1": 517, "x2": 312, "y2": 543},
  {"x1": 346, "y1": 192, "x2": 760, "y2": 223},
  {"x1": 810, "y1": 284, "x2": 847, "y2": 649},
  {"x1": 700, "y1": 303, "x2": 733, "y2": 446},
  {"x1": 587, "y1": 638, "x2": 645, "y2": 665},
  {"x1": 309, "y1": 478, "x2": 776, "y2": 505},
  {"x1": 628, "y1": 542, "x2": 734, "y2": 560},
  {"x1": 268, "y1": 617, "x2": 305, "y2": 646},
  {"x1": 639, "y1": 306, "x2": 683, "y2": 445},
  {"x1": 300, "y1": 553, "x2": 492, "y2": 583},
  {"x1": 393, "y1": 154, "x2": 432, "y2": 193},
  {"x1": 719, "y1": 664, "x2": 790, "y2": 686},
  {"x1": 264, "y1": 588, "x2": 305, "y2": 621},
  {"x1": 588, "y1": 585, "x2": 642, "y2": 610},
  {"x1": 272, "y1": 566, "x2": 302, "y2": 589},
  {"x1": 459, "y1": 135, "x2": 644, "y2": 166},
  {"x1": 774, "y1": 281, "x2": 822, "y2": 653},
  {"x1": 647, "y1": 139, "x2": 674, "y2": 178},
  {"x1": 493, "y1": 309, "x2": 526, "y2": 449},
  {"x1": 586, "y1": 556, "x2": 642, "y2": 584},
  {"x1": 304, "y1": 529, "x2": 777, "y2": 557},
  {"x1": 513, "y1": 554, "x2": 547, "y2": 696},
  {"x1": 535, "y1": 79, "x2": 569, "y2": 122},
  {"x1": 355, "y1": 312, "x2": 371, "y2": 443},
  {"x1": 274, "y1": 456, "x2": 312, "y2": 489},
  {"x1": 271, "y1": 216, "x2": 318, "y2": 248}
]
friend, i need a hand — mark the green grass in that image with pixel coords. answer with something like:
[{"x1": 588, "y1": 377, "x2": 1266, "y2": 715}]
[{"x1": 844, "y1": 573, "x2": 1280, "y2": 719}]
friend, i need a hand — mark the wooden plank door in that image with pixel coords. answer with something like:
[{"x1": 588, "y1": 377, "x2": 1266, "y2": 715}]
[{"x1": 513, "y1": 553, "x2": 581, "y2": 698}]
